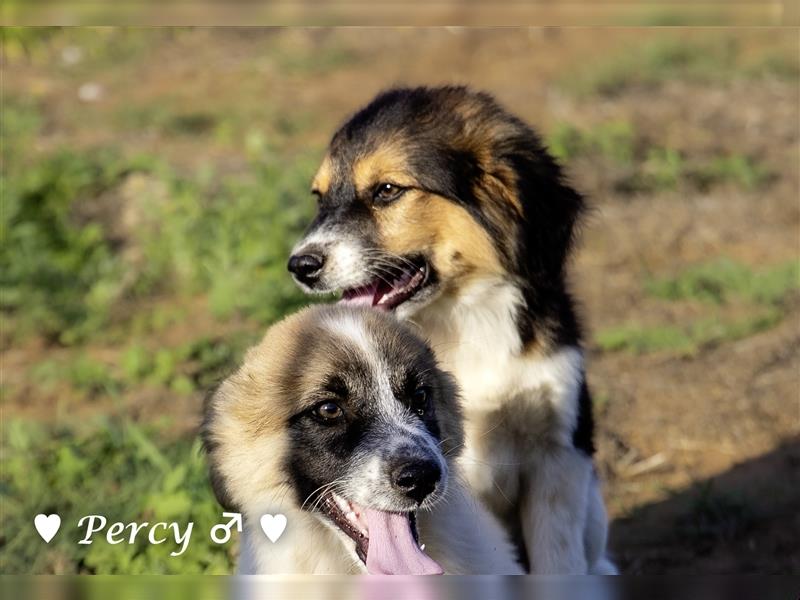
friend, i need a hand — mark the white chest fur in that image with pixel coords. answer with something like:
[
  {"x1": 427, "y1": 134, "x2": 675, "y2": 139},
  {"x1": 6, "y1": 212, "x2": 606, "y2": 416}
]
[
  {"x1": 412, "y1": 278, "x2": 584, "y2": 438},
  {"x1": 410, "y1": 278, "x2": 612, "y2": 575}
]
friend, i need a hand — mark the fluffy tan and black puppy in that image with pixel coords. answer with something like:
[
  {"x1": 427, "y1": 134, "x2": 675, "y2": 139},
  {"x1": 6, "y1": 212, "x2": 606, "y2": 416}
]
[
  {"x1": 288, "y1": 86, "x2": 616, "y2": 573},
  {"x1": 202, "y1": 305, "x2": 522, "y2": 574}
]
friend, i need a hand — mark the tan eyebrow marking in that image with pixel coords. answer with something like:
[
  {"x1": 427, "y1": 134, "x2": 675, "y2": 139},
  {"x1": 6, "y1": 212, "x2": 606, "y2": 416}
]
[
  {"x1": 352, "y1": 142, "x2": 416, "y2": 195},
  {"x1": 311, "y1": 154, "x2": 333, "y2": 195}
]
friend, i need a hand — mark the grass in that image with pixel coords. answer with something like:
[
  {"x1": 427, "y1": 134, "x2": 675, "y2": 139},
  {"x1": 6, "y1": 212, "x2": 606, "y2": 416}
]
[
  {"x1": 546, "y1": 121, "x2": 636, "y2": 165},
  {"x1": 1, "y1": 149, "x2": 150, "y2": 344},
  {"x1": 619, "y1": 149, "x2": 772, "y2": 194},
  {"x1": 29, "y1": 332, "x2": 259, "y2": 401},
  {"x1": 1, "y1": 142, "x2": 315, "y2": 345},
  {"x1": 31, "y1": 354, "x2": 121, "y2": 398},
  {"x1": 561, "y1": 37, "x2": 736, "y2": 97},
  {"x1": 645, "y1": 259, "x2": 800, "y2": 306},
  {"x1": 545, "y1": 121, "x2": 772, "y2": 194},
  {"x1": 596, "y1": 259, "x2": 799, "y2": 355},
  {"x1": 691, "y1": 155, "x2": 773, "y2": 192},
  {"x1": 596, "y1": 310, "x2": 782, "y2": 356},
  {"x1": 0, "y1": 418, "x2": 233, "y2": 574},
  {"x1": 561, "y1": 36, "x2": 799, "y2": 98},
  {"x1": 0, "y1": 96, "x2": 42, "y2": 162}
]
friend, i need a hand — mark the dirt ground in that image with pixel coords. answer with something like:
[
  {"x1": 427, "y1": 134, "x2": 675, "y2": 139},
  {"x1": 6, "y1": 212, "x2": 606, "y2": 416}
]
[{"x1": 3, "y1": 28, "x2": 799, "y2": 573}]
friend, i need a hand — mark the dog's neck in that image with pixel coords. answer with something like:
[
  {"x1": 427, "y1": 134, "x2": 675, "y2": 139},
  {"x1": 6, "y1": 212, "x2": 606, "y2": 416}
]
[
  {"x1": 414, "y1": 275, "x2": 523, "y2": 344},
  {"x1": 410, "y1": 278, "x2": 524, "y2": 402},
  {"x1": 410, "y1": 276, "x2": 583, "y2": 419}
]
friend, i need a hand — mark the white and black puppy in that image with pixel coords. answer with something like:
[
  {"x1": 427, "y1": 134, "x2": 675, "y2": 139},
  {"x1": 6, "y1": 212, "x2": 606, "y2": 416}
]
[
  {"x1": 202, "y1": 305, "x2": 522, "y2": 574},
  {"x1": 288, "y1": 86, "x2": 616, "y2": 574}
]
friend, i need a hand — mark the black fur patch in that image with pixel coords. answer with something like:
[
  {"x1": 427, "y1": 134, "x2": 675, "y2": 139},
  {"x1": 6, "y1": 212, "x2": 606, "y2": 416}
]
[{"x1": 572, "y1": 378, "x2": 596, "y2": 456}]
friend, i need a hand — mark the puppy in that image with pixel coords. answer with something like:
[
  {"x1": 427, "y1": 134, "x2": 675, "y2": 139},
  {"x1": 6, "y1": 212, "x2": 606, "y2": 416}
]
[
  {"x1": 288, "y1": 86, "x2": 616, "y2": 573},
  {"x1": 202, "y1": 305, "x2": 523, "y2": 574}
]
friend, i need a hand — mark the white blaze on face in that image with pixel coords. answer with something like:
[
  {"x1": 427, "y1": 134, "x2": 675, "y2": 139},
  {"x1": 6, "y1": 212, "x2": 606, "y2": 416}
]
[
  {"x1": 322, "y1": 312, "x2": 447, "y2": 508},
  {"x1": 292, "y1": 228, "x2": 368, "y2": 292},
  {"x1": 319, "y1": 310, "x2": 447, "y2": 575}
]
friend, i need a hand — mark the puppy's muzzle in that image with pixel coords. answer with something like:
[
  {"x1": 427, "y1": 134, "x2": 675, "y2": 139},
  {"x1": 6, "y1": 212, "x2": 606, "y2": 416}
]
[
  {"x1": 390, "y1": 457, "x2": 441, "y2": 505},
  {"x1": 287, "y1": 250, "x2": 325, "y2": 286}
]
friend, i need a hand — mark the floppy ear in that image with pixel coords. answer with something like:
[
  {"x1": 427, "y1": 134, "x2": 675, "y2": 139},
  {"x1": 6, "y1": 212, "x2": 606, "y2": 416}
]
[
  {"x1": 200, "y1": 385, "x2": 239, "y2": 512},
  {"x1": 501, "y1": 135, "x2": 585, "y2": 282}
]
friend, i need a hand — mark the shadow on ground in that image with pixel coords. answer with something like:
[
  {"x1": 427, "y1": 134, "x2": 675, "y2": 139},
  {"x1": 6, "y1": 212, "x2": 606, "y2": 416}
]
[{"x1": 611, "y1": 436, "x2": 800, "y2": 573}]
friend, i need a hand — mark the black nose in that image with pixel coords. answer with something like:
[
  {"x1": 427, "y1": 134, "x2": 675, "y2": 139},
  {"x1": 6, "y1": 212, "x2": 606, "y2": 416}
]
[
  {"x1": 287, "y1": 253, "x2": 324, "y2": 284},
  {"x1": 391, "y1": 459, "x2": 441, "y2": 504}
]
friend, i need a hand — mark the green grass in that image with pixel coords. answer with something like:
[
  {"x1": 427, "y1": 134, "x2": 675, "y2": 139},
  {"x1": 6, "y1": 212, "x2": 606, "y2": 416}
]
[
  {"x1": 1, "y1": 150, "x2": 152, "y2": 344},
  {"x1": 1, "y1": 30, "x2": 324, "y2": 347},
  {"x1": 31, "y1": 355, "x2": 121, "y2": 397},
  {"x1": 635, "y1": 147, "x2": 685, "y2": 192},
  {"x1": 617, "y1": 148, "x2": 772, "y2": 194},
  {"x1": 1, "y1": 143, "x2": 315, "y2": 345},
  {"x1": 561, "y1": 36, "x2": 798, "y2": 98},
  {"x1": 1, "y1": 95, "x2": 43, "y2": 162},
  {"x1": 691, "y1": 155, "x2": 773, "y2": 192},
  {"x1": 0, "y1": 418, "x2": 233, "y2": 574},
  {"x1": 547, "y1": 121, "x2": 637, "y2": 165},
  {"x1": 646, "y1": 259, "x2": 800, "y2": 306},
  {"x1": 545, "y1": 121, "x2": 772, "y2": 194},
  {"x1": 118, "y1": 333, "x2": 257, "y2": 392},
  {"x1": 29, "y1": 332, "x2": 259, "y2": 400},
  {"x1": 0, "y1": 27, "x2": 61, "y2": 62},
  {"x1": 596, "y1": 310, "x2": 782, "y2": 356},
  {"x1": 596, "y1": 259, "x2": 799, "y2": 355},
  {"x1": 123, "y1": 304, "x2": 188, "y2": 338}
]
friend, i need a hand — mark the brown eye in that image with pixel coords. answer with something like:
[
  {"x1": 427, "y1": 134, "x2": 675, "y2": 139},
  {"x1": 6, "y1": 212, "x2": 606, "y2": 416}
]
[
  {"x1": 373, "y1": 183, "x2": 404, "y2": 203},
  {"x1": 313, "y1": 401, "x2": 344, "y2": 422},
  {"x1": 411, "y1": 388, "x2": 430, "y2": 417}
]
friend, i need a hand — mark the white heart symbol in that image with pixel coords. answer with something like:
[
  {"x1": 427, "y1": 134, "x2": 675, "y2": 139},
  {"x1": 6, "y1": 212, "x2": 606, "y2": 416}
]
[
  {"x1": 34, "y1": 514, "x2": 61, "y2": 543},
  {"x1": 259, "y1": 514, "x2": 287, "y2": 543}
]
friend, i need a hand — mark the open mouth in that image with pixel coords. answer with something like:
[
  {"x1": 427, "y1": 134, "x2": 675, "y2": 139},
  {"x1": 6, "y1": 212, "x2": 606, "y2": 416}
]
[
  {"x1": 319, "y1": 491, "x2": 443, "y2": 575},
  {"x1": 340, "y1": 256, "x2": 431, "y2": 311}
]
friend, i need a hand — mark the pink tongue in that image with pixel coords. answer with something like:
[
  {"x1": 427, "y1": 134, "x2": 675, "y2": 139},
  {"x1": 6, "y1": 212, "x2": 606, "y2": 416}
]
[
  {"x1": 340, "y1": 281, "x2": 380, "y2": 307},
  {"x1": 363, "y1": 509, "x2": 444, "y2": 575}
]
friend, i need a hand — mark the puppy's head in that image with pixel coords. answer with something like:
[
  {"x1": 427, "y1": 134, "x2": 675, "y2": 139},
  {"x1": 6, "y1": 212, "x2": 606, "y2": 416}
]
[
  {"x1": 202, "y1": 305, "x2": 463, "y2": 574},
  {"x1": 289, "y1": 85, "x2": 584, "y2": 321}
]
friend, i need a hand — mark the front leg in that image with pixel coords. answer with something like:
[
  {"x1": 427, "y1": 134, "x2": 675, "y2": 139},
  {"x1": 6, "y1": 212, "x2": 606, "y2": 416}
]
[{"x1": 521, "y1": 446, "x2": 593, "y2": 574}]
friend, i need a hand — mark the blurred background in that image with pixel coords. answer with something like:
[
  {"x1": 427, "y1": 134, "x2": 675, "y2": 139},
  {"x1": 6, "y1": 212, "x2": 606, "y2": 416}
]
[{"x1": 1, "y1": 27, "x2": 798, "y2": 574}]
